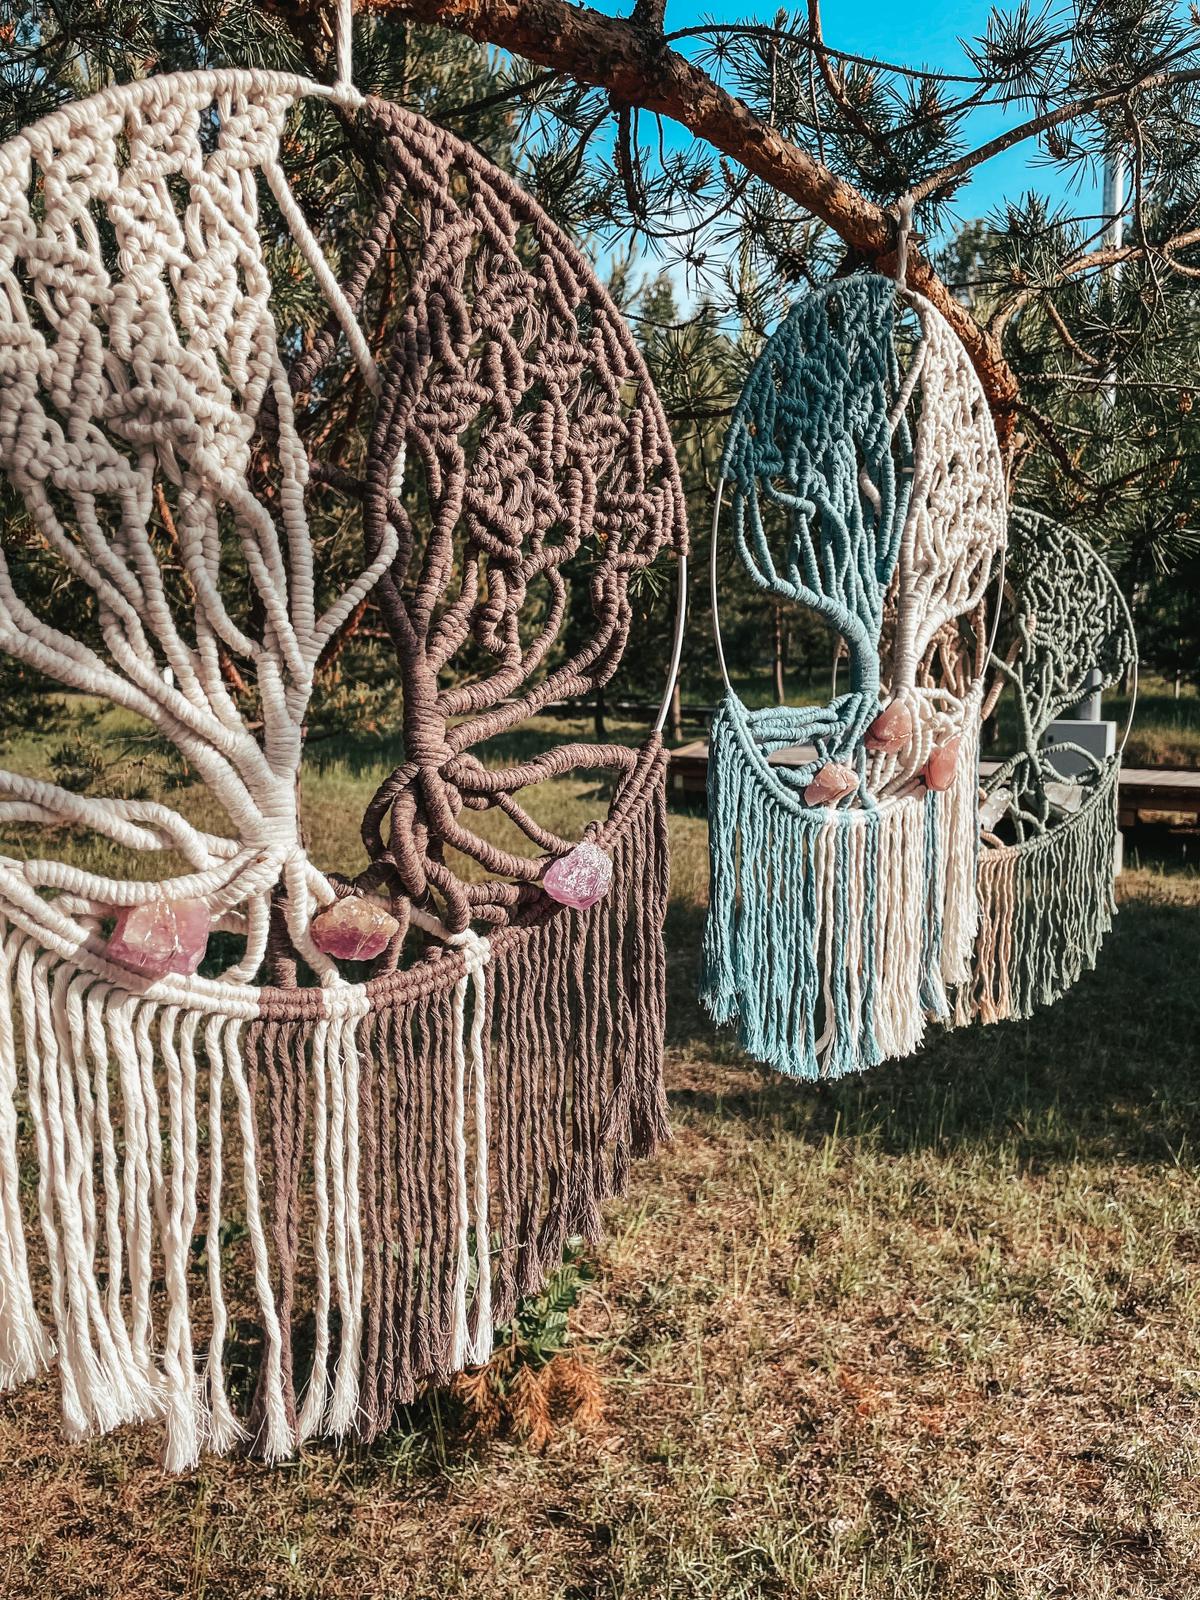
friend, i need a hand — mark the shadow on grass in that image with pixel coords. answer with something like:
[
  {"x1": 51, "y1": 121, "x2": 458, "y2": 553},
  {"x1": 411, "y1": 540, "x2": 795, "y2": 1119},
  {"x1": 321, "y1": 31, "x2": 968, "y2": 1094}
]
[{"x1": 662, "y1": 891, "x2": 1200, "y2": 1169}]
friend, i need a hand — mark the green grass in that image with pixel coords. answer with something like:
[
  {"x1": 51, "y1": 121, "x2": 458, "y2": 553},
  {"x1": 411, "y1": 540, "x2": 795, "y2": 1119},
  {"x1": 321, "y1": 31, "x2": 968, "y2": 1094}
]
[
  {"x1": 0, "y1": 709, "x2": 1198, "y2": 1597},
  {"x1": 1115, "y1": 686, "x2": 1200, "y2": 769}
]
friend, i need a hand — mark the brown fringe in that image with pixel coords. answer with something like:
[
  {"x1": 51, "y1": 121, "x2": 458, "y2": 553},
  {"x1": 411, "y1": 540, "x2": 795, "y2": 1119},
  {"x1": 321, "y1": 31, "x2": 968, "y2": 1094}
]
[
  {"x1": 244, "y1": 1018, "x2": 308, "y2": 1446},
  {"x1": 349, "y1": 763, "x2": 670, "y2": 1439},
  {"x1": 213, "y1": 761, "x2": 673, "y2": 1449}
]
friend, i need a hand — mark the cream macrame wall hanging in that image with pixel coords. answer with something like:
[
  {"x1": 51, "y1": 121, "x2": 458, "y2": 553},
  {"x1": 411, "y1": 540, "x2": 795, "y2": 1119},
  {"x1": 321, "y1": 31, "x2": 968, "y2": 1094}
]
[
  {"x1": 700, "y1": 271, "x2": 1006, "y2": 1079},
  {"x1": 960, "y1": 508, "x2": 1136, "y2": 1024},
  {"x1": 0, "y1": 54, "x2": 687, "y2": 1465}
]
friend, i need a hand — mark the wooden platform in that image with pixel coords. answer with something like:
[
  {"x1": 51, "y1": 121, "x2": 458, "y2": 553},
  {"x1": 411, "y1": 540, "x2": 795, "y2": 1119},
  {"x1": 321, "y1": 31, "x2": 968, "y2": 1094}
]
[{"x1": 667, "y1": 740, "x2": 1200, "y2": 829}]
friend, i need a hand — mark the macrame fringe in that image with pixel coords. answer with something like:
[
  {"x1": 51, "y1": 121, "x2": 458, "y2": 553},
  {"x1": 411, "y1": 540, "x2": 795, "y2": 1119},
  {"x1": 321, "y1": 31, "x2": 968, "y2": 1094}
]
[
  {"x1": 354, "y1": 775, "x2": 670, "y2": 1439},
  {"x1": 701, "y1": 703, "x2": 981, "y2": 1079},
  {"x1": 0, "y1": 780, "x2": 670, "y2": 1465},
  {"x1": 961, "y1": 760, "x2": 1120, "y2": 1026},
  {"x1": 0, "y1": 930, "x2": 348, "y2": 1469}
]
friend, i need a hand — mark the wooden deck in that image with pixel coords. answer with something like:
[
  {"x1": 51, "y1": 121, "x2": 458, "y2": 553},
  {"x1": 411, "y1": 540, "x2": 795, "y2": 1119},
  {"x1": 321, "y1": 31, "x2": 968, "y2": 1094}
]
[{"x1": 667, "y1": 740, "x2": 1200, "y2": 828}]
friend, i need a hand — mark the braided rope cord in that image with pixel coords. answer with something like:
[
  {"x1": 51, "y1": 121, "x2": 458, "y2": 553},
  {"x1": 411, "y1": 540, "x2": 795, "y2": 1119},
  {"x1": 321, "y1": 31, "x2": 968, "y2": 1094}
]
[
  {"x1": 713, "y1": 273, "x2": 1006, "y2": 801},
  {"x1": 981, "y1": 508, "x2": 1137, "y2": 843},
  {"x1": 0, "y1": 69, "x2": 687, "y2": 984}
]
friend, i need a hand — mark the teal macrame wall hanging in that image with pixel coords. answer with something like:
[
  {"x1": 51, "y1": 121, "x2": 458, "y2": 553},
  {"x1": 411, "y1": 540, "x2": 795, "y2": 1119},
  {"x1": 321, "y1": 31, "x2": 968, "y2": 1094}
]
[
  {"x1": 962, "y1": 509, "x2": 1137, "y2": 1023},
  {"x1": 701, "y1": 274, "x2": 1007, "y2": 1079}
]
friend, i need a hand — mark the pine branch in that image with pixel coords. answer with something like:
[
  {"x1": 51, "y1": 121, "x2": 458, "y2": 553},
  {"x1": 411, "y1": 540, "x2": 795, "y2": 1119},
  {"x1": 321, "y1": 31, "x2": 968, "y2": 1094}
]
[
  {"x1": 341, "y1": 0, "x2": 1021, "y2": 436},
  {"x1": 908, "y1": 53, "x2": 1200, "y2": 207}
]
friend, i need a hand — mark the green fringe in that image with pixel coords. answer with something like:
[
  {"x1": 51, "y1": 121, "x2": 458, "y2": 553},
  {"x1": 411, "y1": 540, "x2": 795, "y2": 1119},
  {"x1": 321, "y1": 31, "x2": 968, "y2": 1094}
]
[
  {"x1": 700, "y1": 697, "x2": 958, "y2": 1080},
  {"x1": 968, "y1": 760, "x2": 1119, "y2": 1024}
]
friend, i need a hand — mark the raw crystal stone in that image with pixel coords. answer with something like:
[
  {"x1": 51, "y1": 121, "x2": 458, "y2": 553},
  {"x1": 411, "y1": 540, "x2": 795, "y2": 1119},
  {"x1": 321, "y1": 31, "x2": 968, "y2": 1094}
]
[
  {"x1": 923, "y1": 737, "x2": 961, "y2": 792},
  {"x1": 804, "y1": 761, "x2": 859, "y2": 808},
  {"x1": 1045, "y1": 779, "x2": 1084, "y2": 815},
  {"x1": 310, "y1": 895, "x2": 400, "y2": 961},
  {"x1": 978, "y1": 787, "x2": 1012, "y2": 832},
  {"x1": 106, "y1": 897, "x2": 211, "y2": 980},
  {"x1": 865, "y1": 700, "x2": 913, "y2": 754},
  {"x1": 542, "y1": 841, "x2": 612, "y2": 909}
]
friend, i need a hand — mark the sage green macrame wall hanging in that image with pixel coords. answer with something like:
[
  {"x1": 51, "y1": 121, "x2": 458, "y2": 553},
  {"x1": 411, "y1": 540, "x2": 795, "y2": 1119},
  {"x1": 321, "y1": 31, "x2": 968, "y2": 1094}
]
[
  {"x1": 700, "y1": 273, "x2": 1007, "y2": 1079},
  {"x1": 960, "y1": 509, "x2": 1137, "y2": 1024}
]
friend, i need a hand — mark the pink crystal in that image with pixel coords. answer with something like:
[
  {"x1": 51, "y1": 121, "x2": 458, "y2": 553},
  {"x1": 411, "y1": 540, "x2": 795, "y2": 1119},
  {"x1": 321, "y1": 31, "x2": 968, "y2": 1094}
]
[
  {"x1": 804, "y1": 761, "x2": 858, "y2": 808},
  {"x1": 923, "y1": 737, "x2": 961, "y2": 792},
  {"x1": 542, "y1": 841, "x2": 612, "y2": 909},
  {"x1": 310, "y1": 896, "x2": 400, "y2": 961},
  {"x1": 865, "y1": 701, "x2": 913, "y2": 754},
  {"x1": 106, "y1": 898, "x2": 211, "y2": 980}
]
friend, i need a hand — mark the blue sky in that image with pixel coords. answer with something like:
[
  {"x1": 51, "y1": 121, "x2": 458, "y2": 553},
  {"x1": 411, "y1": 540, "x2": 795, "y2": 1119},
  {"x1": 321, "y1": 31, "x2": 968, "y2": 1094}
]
[{"x1": 591, "y1": 0, "x2": 1097, "y2": 230}]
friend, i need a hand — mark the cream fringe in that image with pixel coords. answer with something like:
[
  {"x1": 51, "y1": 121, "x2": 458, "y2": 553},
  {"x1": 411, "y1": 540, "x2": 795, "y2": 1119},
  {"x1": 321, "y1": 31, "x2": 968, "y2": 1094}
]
[{"x1": 0, "y1": 923, "x2": 489, "y2": 1470}]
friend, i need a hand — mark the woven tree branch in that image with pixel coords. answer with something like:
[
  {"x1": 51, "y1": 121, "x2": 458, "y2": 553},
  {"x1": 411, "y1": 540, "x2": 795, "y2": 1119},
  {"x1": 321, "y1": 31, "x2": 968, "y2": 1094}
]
[
  {"x1": 0, "y1": 71, "x2": 387, "y2": 981},
  {"x1": 716, "y1": 276, "x2": 1005, "y2": 797},
  {"x1": 327, "y1": 97, "x2": 688, "y2": 933},
  {"x1": 981, "y1": 508, "x2": 1137, "y2": 841}
]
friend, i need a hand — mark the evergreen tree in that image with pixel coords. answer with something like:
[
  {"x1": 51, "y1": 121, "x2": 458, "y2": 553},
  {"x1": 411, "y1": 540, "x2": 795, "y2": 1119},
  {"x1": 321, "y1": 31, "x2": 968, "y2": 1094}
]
[{"x1": 4, "y1": 0, "x2": 1200, "y2": 712}]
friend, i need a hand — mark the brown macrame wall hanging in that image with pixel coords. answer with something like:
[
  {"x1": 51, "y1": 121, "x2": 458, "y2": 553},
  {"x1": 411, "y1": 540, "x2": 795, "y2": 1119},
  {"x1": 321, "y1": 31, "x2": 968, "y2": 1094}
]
[{"x1": 0, "y1": 68, "x2": 687, "y2": 1465}]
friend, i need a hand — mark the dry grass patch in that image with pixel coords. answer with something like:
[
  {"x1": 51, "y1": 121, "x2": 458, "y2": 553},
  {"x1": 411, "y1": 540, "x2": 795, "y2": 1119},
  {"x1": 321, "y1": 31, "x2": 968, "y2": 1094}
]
[{"x1": 0, "y1": 722, "x2": 1197, "y2": 1596}]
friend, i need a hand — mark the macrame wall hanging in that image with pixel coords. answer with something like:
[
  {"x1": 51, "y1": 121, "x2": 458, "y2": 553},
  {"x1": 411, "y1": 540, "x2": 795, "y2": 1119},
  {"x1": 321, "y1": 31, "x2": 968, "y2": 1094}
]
[
  {"x1": 959, "y1": 508, "x2": 1136, "y2": 1024},
  {"x1": 0, "y1": 58, "x2": 687, "y2": 1467},
  {"x1": 700, "y1": 272, "x2": 1006, "y2": 1079}
]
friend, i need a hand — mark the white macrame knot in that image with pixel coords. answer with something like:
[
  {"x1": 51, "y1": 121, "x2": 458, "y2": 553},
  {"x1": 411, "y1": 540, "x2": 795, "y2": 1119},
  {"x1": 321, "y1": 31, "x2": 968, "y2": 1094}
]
[{"x1": 449, "y1": 926, "x2": 492, "y2": 976}]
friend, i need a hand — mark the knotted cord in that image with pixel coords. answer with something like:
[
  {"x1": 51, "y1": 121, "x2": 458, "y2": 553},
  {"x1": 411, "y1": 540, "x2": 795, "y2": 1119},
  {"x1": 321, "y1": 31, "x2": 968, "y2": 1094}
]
[
  {"x1": 0, "y1": 67, "x2": 686, "y2": 1463},
  {"x1": 702, "y1": 272, "x2": 1006, "y2": 1078}
]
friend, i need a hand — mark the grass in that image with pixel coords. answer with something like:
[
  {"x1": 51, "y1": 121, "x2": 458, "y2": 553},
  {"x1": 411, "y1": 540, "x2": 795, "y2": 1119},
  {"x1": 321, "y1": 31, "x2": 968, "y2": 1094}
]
[
  {"x1": 1117, "y1": 689, "x2": 1200, "y2": 770},
  {"x1": 0, "y1": 709, "x2": 1198, "y2": 1597}
]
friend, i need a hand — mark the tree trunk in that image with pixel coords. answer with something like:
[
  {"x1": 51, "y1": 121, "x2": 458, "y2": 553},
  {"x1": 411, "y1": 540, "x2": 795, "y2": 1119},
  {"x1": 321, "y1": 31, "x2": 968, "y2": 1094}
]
[{"x1": 773, "y1": 602, "x2": 786, "y2": 704}]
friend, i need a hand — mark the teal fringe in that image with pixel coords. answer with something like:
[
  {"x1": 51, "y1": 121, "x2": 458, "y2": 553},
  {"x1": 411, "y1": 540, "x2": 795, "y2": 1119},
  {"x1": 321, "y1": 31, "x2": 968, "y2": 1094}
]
[{"x1": 700, "y1": 696, "x2": 959, "y2": 1080}]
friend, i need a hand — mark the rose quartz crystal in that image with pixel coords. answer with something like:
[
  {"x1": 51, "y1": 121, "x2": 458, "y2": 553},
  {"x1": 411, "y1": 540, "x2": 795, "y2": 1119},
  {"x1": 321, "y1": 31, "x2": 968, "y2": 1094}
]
[
  {"x1": 310, "y1": 896, "x2": 400, "y2": 961},
  {"x1": 923, "y1": 737, "x2": 961, "y2": 792},
  {"x1": 542, "y1": 841, "x2": 612, "y2": 909},
  {"x1": 106, "y1": 898, "x2": 211, "y2": 980},
  {"x1": 865, "y1": 701, "x2": 913, "y2": 754},
  {"x1": 804, "y1": 761, "x2": 858, "y2": 808}
]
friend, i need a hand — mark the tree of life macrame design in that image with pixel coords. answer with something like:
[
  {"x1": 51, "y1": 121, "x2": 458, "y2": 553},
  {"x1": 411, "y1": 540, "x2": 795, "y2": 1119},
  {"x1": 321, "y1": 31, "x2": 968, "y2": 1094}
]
[
  {"x1": 333, "y1": 96, "x2": 684, "y2": 935},
  {"x1": 700, "y1": 273, "x2": 1006, "y2": 1080},
  {"x1": 0, "y1": 69, "x2": 687, "y2": 1468},
  {"x1": 964, "y1": 508, "x2": 1136, "y2": 1023}
]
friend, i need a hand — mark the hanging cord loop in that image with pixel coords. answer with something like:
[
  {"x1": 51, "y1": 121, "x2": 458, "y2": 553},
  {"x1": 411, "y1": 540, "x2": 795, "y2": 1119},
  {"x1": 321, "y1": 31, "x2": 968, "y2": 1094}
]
[
  {"x1": 334, "y1": 0, "x2": 354, "y2": 89},
  {"x1": 894, "y1": 193, "x2": 915, "y2": 287}
]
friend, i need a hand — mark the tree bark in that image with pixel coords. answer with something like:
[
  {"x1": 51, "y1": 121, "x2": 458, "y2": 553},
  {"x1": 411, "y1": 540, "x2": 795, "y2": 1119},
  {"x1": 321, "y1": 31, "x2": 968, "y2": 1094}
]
[{"x1": 350, "y1": 0, "x2": 1021, "y2": 441}]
